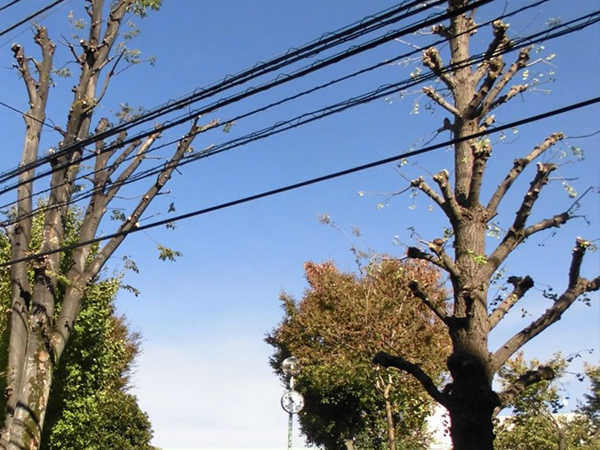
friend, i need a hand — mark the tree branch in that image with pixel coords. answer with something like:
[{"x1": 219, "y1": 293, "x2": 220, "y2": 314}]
[
  {"x1": 405, "y1": 278, "x2": 450, "y2": 323},
  {"x1": 373, "y1": 352, "x2": 449, "y2": 406},
  {"x1": 52, "y1": 118, "x2": 197, "y2": 360},
  {"x1": 478, "y1": 47, "x2": 531, "y2": 117},
  {"x1": 487, "y1": 83, "x2": 529, "y2": 113},
  {"x1": 423, "y1": 86, "x2": 459, "y2": 116},
  {"x1": 422, "y1": 47, "x2": 455, "y2": 90},
  {"x1": 433, "y1": 169, "x2": 462, "y2": 223},
  {"x1": 472, "y1": 20, "x2": 510, "y2": 86},
  {"x1": 492, "y1": 239, "x2": 600, "y2": 372},
  {"x1": 86, "y1": 118, "x2": 201, "y2": 277},
  {"x1": 485, "y1": 162, "x2": 559, "y2": 274},
  {"x1": 522, "y1": 212, "x2": 570, "y2": 239},
  {"x1": 105, "y1": 133, "x2": 139, "y2": 178},
  {"x1": 411, "y1": 177, "x2": 446, "y2": 210},
  {"x1": 105, "y1": 131, "x2": 160, "y2": 205},
  {"x1": 489, "y1": 276, "x2": 534, "y2": 329},
  {"x1": 487, "y1": 133, "x2": 564, "y2": 217},
  {"x1": 412, "y1": 170, "x2": 462, "y2": 227},
  {"x1": 467, "y1": 138, "x2": 492, "y2": 207},
  {"x1": 496, "y1": 365, "x2": 555, "y2": 413},
  {"x1": 95, "y1": 51, "x2": 124, "y2": 105}
]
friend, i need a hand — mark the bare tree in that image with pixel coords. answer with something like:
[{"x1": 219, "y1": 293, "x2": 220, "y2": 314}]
[
  {"x1": 373, "y1": 2, "x2": 599, "y2": 450},
  {"x1": 2, "y1": 1, "x2": 209, "y2": 448}
]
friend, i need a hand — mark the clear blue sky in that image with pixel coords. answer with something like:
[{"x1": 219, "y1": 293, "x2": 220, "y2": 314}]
[{"x1": 0, "y1": 1, "x2": 598, "y2": 448}]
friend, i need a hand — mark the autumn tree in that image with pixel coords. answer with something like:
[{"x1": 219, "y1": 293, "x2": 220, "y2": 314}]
[
  {"x1": 1, "y1": 1, "x2": 211, "y2": 448},
  {"x1": 267, "y1": 257, "x2": 450, "y2": 450},
  {"x1": 495, "y1": 354, "x2": 599, "y2": 450},
  {"x1": 371, "y1": 2, "x2": 600, "y2": 450}
]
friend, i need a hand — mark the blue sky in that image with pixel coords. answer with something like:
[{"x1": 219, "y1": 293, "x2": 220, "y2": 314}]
[{"x1": 1, "y1": 1, "x2": 599, "y2": 448}]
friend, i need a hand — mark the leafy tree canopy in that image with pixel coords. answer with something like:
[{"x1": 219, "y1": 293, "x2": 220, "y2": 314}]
[
  {"x1": 495, "y1": 353, "x2": 599, "y2": 450},
  {"x1": 267, "y1": 257, "x2": 450, "y2": 450}
]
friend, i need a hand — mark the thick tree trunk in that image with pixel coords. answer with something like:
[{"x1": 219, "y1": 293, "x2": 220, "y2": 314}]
[
  {"x1": 448, "y1": 407, "x2": 495, "y2": 450},
  {"x1": 445, "y1": 338, "x2": 498, "y2": 450},
  {"x1": 7, "y1": 330, "x2": 53, "y2": 450},
  {"x1": 3, "y1": 28, "x2": 55, "y2": 449}
]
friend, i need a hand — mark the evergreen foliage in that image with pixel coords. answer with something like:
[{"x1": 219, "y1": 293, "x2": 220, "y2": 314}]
[{"x1": 495, "y1": 354, "x2": 599, "y2": 450}]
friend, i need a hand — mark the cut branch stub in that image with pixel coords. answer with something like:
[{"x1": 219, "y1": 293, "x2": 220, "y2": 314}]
[
  {"x1": 569, "y1": 237, "x2": 592, "y2": 288},
  {"x1": 488, "y1": 275, "x2": 534, "y2": 329}
]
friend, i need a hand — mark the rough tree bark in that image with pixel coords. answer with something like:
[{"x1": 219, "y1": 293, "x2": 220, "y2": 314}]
[
  {"x1": 374, "y1": 2, "x2": 600, "y2": 450},
  {"x1": 1, "y1": 1, "x2": 207, "y2": 448}
]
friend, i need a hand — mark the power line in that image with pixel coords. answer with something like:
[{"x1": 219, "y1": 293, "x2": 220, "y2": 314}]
[
  {"x1": 1, "y1": 96, "x2": 597, "y2": 269},
  {"x1": 0, "y1": 2, "x2": 590, "y2": 222},
  {"x1": 0, "y1": 0, "x2": 67, "y2": 38},
  {"x1": 0, "y1": 0, "x2": 494, "y2": 199},
  {"x1": 0, "y1": 0, "x2": 478, "y2": 187},
  {"x1": 0, "y1": 0, "x2": 22, "y2": 13},
  {"x1": 0, "y1": 5, "x2": 522, "y2": 218},
  {"x1": 0, "y1": 0, "x2": 70, "y2": 49},
  {"x1": 1, "y1": 3, "x2": 595, "y2": 226},
  {"x1": 0, "y1": 100, "x2": 62, "y2": 132},
  {"x1": 0, "y1": 0, "x2": 446, "y2": 185}
]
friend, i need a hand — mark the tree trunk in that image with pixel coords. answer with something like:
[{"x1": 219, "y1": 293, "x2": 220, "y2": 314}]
[
  {"x1": 7, "y1": 329, "x2": 53, "y2": 450},
  {"x1": 383, "y1": 383, "x2": 396, "y2": 450},
  {"x1": 445, "y1": 327, "x2": 498, "y2": 450}
]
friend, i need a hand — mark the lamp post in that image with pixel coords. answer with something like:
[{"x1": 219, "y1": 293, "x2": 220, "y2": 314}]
[{"x1": 281, "y1": 356, "x2": 304, "y2": 450}]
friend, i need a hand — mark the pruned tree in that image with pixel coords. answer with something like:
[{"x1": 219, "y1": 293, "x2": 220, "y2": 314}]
[
  {"x1": 372, "y1": 2, "x2": 600, "y2": 450},
  {"x1": 267, "y1": 258, "x2": 450, "y2": 450},
  {"x1": 1, "y1": 1, "x2": 209, "y2": 448},
  {"x1": 0, "y1": 207, "x2": 156, "y2": 450}
]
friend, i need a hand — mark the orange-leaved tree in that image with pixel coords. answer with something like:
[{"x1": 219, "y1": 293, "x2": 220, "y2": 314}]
[{"x1": 267, "y1": 258, "x2": 450, "y2": 450}]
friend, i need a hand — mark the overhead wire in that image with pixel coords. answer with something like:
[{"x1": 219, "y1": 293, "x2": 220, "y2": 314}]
[
  {"x1": 0, "y1": 0, "x2": 21, "y2": 13},
  {"x1": 0, "y1": 100, "x2": 62, "y2": 132},
  {"x1": 0, "y1": 3, "x2": 595, "y2": 225},
  {"x1": 0, "y1": 0, "x2": 71, "y2": 49},
  {"x1": 0, "y1": 0, "x2": 494, "y2": 194},
  {"x1": 3, "y1": 8, "x2": 598, "y2": 230},
  {"x1": 0, "y1": 1, "x2": 591, "y2": 222},
  {"x1": 0, "y1": 0, "x2": 474, "y2": 186},
  {"x1": 0, "y1": 0, "x2": 68, "y2": 38},
  {"x1": 1, "y1": 95, "x2": 598, "y2": 269}
]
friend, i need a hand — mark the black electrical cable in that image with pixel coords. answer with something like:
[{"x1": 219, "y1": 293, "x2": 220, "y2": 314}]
[
  {"x1": 0, "y1": 1, "x2": 513, "y2": 218},
  {"x1": 3, "y1": 2, "x2": 591, "y2": 217},
  {"x1": 0, "y1": 0, "x2": 472, "y2": 186},
  {"x1": 0, "y1": 100, "x2": 61, "y2": 132},
  {"x1": 0, "y1": 0, "x2": 67, "y2": 38},
  {"x1": 0, "y1": 0, "x2": 493, "y2": 194},
  {"x1": 1, "y1": 96, "x2": 597, "y2": 269},
  {"x1": 0, "y1": 0, "x2": 21, "y2": 13},
  {"x1": 1, "y1": 3, "x2": 595, "y2": 223}
]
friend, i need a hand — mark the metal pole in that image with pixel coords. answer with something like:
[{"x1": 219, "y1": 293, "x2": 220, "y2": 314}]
[
  {"x1": 287, "y1": 374, "x2": 294, "y2": 450},
  {"x1": 287, "y1": 412, "x2": 293, "y2": 450}
]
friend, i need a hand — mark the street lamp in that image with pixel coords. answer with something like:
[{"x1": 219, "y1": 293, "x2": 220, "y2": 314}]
[{"x1": 281, "y1": 356, "x2": 304, "y2": 450}]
